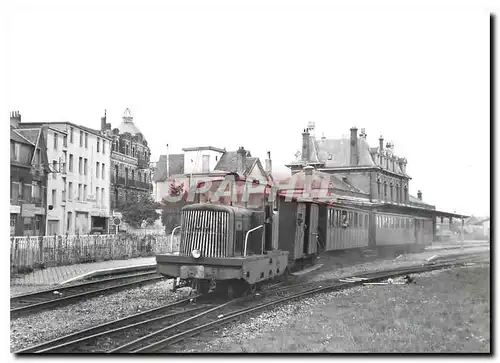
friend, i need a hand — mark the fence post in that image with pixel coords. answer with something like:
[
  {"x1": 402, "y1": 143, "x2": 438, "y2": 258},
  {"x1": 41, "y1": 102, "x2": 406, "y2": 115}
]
[{"x1": 38, "y1": 236, "x2": 44, "y2": 266}]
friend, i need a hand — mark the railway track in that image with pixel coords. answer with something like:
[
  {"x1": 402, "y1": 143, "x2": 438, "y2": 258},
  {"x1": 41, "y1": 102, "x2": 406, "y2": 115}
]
[
  {"x1": 11, "y1": 270, "x2": 163, "y2": 318},
  {"x1": 15, "y1": 251, "x2": 489, "y2": 354}
]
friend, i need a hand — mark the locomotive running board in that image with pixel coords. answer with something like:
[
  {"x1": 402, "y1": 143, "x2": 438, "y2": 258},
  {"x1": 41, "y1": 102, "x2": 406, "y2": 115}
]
[{"x1": 291, "y1": 264, "x2": 324, "y2": 276}]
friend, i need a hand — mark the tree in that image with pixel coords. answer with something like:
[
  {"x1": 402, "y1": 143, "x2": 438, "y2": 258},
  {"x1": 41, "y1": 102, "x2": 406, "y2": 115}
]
[
  {"x1": 118, "y1": 194, "x2": 160, "y2": 229},
  {"x1": 169, "y1": 181, "x2": 184, "y2": 197},
  {"x1": 162, "y1": 181, "x2": 187, "y2": 233}
]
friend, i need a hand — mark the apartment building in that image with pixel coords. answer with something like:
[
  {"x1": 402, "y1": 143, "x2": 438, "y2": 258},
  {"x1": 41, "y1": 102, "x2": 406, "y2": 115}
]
[
  {"x1": 10, "y1": 112, "x2": 50, "y2": 236},
  {"x1": 19, "y1": 120, "x2": 112, "y2": 235}
]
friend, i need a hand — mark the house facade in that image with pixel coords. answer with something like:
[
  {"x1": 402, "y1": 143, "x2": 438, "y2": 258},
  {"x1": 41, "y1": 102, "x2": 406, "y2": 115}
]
[
  {"x1": 153, "y1": 146, "x2": 273, "y2": 202},
  {"x1": 286, "y1": 123, "x2": 435, "y2": 209},
  {"x1": 18, "y1": 119, "x2": 112, "y2": 235},
  {"x1": 100, "y1": 109, "x2": 153, "y2": 211},
  {"x1": 10, "y1": 112, "x2": 50, "y2": 236}
]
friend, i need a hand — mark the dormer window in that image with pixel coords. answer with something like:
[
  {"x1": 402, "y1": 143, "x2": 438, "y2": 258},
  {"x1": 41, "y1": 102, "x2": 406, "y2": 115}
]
[{"x1": 327, "y1": 154, "x2": 332, "y2": 160}]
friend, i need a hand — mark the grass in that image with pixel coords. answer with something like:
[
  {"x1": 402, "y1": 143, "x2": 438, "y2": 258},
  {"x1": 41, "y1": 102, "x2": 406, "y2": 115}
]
[{"x1": 187, "y1": 264, "x2": 490, "y2": 353}]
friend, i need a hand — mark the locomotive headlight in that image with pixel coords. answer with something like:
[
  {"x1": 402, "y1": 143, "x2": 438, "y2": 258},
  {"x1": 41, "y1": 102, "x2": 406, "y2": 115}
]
[{"x1": 191, "y1": 249, "x2": 201, "y2": 259}]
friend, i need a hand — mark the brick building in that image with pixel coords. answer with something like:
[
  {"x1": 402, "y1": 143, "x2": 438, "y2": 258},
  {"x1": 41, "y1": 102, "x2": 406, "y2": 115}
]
[
  {"x1": 100, "y1": 109, "x2": 153, "y2": 211},
  {"x1": 10, "y1": 112, "x2": 50, "y2": 236}
]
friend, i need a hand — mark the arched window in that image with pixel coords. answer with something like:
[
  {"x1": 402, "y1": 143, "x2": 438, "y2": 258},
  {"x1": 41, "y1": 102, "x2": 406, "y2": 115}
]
[
  {"x1": 132, "y1": 147, "x2": 136, "y2": 157},
  {"x1": 114, "y1": 165, "x2": 118, "y2": 180},
  {"x1": 143, "y1": 173, "x2": 146, "y2": 183},
  {"x1": 390, "y1": 184, "x2": 393, "y2": 201},
  {"x1": 131, "y1": 169, "x2": 135, "y2": 182},
  {"x1": 125, "y1": 144, "x2": 129, "y2": 155},
  {"x1": 377, "y1": 179, "x2": 381, "y2": 197},
  {"x1": 138, "y1": 171, "x2": 141, "y2": 182},
  {"x1": 383, "y1": 182, "x2": 387, "y2": 198}
]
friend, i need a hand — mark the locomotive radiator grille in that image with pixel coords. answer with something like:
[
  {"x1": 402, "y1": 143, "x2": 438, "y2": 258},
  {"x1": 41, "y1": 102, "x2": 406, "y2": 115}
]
[{"x1": 180, "y1": 210, "x2": 229, "y2": 258}]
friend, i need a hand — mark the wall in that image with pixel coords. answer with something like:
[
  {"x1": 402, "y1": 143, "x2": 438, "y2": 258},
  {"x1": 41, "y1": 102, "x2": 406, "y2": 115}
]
[
  {"x1": 109, "y1": 135, "x2": 152, "y2": 209},
  {"x1": 183, "y1": 149, "x2": 224, "y2": 174},
  {"x1": 45, "y1": 124, "x2": 112, "y2": 235},
  {"x1": 248, "y1": 162, "x2": 268, "y2": 182},
  {"x1": 10, "y1": 129, "x2": 48, "y2": 237}
]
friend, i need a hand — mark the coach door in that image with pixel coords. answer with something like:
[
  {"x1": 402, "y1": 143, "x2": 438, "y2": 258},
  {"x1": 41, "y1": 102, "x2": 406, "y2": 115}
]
[
  {"x1": 294, "y1": 203, "x2": 306, "y2": 260},
  {"x1": 306, "y1": 203, "x2": 319, "y2": 255}
]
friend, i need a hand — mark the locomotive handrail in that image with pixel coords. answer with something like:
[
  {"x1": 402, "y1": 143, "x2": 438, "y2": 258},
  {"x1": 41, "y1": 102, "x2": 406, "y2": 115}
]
[
  {"x1": 170, "y1": 226, "x2": 181, "y2": 253},
  {"x1": 244, "y1": 224, "x2": 264, "y2": 257}
]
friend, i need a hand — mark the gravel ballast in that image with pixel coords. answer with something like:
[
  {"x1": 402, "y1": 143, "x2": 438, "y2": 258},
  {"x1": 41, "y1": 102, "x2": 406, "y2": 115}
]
[{"x1": 10, "y1": 279, "x2": 191, "y2": 352}]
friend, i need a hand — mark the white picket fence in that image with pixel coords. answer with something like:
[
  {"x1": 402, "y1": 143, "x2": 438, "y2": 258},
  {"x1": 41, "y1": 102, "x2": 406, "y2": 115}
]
[{"x1": 10, "y1": 234, "x2": 180, "y2": 275}]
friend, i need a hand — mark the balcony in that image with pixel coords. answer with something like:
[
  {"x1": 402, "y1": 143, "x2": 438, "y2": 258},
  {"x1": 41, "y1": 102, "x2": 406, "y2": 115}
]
[
  {"x1": 112, "y1": 176, "x2": 126, "y2": 186},
  {"x1": 137, "y1": 158, "x2": 150, "y2": 169}
]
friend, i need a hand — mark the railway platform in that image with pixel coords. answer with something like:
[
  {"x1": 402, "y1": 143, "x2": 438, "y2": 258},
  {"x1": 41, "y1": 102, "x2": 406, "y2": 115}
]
[{"x1": 10, "y1": 256, "x2": 156, "y2": 295}]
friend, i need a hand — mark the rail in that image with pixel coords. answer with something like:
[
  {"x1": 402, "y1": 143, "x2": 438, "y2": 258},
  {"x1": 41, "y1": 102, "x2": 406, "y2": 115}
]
[
  {"x1": 244, "y1": 225, "x2": 263, "y2": 257},
  {"x1": 170, "y1": 226, "x2": 181, "y2": 253}
]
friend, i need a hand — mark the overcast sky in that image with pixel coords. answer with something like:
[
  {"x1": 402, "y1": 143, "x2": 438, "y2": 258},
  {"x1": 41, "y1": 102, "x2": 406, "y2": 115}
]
[{"x1": 5, "y1": 0, "x2": 492, "y2": 216}]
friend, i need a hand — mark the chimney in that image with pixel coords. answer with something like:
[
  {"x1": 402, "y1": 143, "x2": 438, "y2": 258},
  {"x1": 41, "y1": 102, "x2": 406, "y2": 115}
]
[
  {"x1": 417, "y1": 190, "x2": 422, "y2": 200},
  {"x1": 350, "y1": 126, "x2": 358, "y2": 165},
  {"x1": 302, "y1": 128, "x2": 310, "y2": 162},
  {"x1": 303, "y1": 165, "x2": 314, "y2": 198},
  {"x1": 236, "y1": 146, "x2": 247, "y2": 174},
  {"x1": 265, "y1": 151, "x2": 272, "y2": 174},
  {"x1": 379, "y1": 135, "x2": 384, "y2": 152},
  {"x1": 100, "y1": 109, "x2": 107, "y2": 131},
  {"x1": 10, "y1": 111, "x2": 21, "y2": 128}
]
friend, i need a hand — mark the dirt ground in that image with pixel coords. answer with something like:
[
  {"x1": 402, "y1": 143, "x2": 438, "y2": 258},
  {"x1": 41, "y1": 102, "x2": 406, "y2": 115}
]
[{"x1": 173, "y1": 262, "x2": 490, "y2": 353}]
